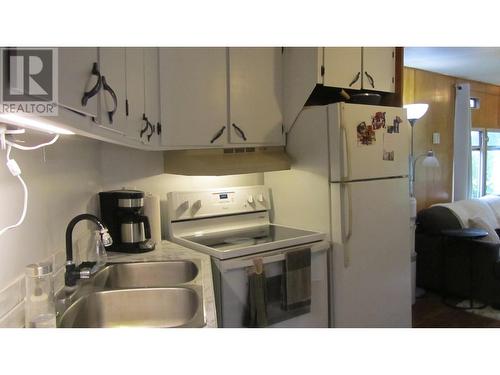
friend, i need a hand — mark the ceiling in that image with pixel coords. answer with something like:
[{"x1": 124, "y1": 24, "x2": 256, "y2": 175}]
[{"x1": 404, "y1": 47, "x2": 500, "y2": 86}]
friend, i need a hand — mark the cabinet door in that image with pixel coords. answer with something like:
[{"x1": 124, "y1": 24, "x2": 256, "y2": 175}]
[
  {"x1": 159, "y1": 48, "x2": 228, "y2": 148},
  {"x1": 362, "y1": 47, "x2": 395, "y2": 93},
  {"x1": 125, "y1": 47, "x2": 145, "y2": 142},
  {"x1": 144, "y1": 47, "x2": 161, "y2": 147},
  {"x1": 98, "y1": 47, "x2": 127, "y2": 132},
  {"x1": 323, "y1": 48, "x2": 362, "y2": 90},
  {"x1": 229, "y1": 47, "x2": 284, "y2": 145},
  {"x1": 58, "y1": 47, "x2": 99, "y2": 117}
]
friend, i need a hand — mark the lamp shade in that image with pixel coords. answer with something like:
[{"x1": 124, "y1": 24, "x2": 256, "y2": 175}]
[
  {"x1": 404, "y1": 104, "x2": 429, "y2": 121},
  {"x1": 422, "y1": 151, "x2": 440, "y2": 168}
]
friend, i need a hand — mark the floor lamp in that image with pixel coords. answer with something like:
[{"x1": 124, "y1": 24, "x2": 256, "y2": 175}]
[{"x1": 404, "y1": 103, "x2": 440, "y2": 304}]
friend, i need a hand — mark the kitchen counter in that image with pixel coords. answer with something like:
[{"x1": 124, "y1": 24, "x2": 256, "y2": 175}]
[
  {"x1": 56, "y1": 240, "x2": 217, "y2": 328},
  {"x1": 106, "y1": 240, "x2": 217, "y2": 328}
]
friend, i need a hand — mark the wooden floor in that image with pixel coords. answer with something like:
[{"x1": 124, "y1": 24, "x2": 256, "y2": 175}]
[{"x1": 412, "y1": 292, "x2": 500, "y2": 328}]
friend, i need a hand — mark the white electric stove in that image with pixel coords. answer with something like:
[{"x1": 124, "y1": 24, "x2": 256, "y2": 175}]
[{"x1": 166, "y1": 186, "x2": 330, "y2": 328}]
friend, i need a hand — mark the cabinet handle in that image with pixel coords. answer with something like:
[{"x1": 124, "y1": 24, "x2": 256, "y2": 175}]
[
  {"x1": 364, "y1": 71, "x2": 375, "y2": 88},
  {"x1": 81, "y1": 62, "x2": 102, "y2": 106},
  {"x1": 348, "y1": 72, "x2": 361, "y2": 87},
  {"x1": 210, "y1": 126, "x2": 226, "y2": 144},
  {"x1": 140, "y1": 114, "x2": 149, "y2": 138},
  {"x1": 232, "y1": 123, "x2": 247, "y2": 141},
  {"x1": 140, "y1": 113, "x2": 155, "y2": 142},
  {"x1": 147, "y1": 124, "x2": 155, "y2": 142},
  {"x1": 101, "y1": 76, "x2": 117, "y2": 124}
]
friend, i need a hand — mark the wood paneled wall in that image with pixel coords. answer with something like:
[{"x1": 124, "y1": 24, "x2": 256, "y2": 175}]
[
  {"x1": 470, "y1": 81, "x2": 500, "y2": 128},
  {"x1": 403, "y1": 67, "x2": 500, "y2": 211}
]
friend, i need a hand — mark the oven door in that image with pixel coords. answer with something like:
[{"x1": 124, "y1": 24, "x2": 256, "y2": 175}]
[{"x1": 212, "y1": 241, "x2": 330, "y2": 328}]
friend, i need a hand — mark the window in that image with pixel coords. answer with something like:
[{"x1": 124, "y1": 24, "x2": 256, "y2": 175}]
[{"x1": 471, "y1": 128, "x2": 500, "y2": 198}]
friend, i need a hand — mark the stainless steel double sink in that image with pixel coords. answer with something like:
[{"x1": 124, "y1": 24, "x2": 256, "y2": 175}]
[{"x1": 56, "y1": 260, "x2": 205, "y2": 328}]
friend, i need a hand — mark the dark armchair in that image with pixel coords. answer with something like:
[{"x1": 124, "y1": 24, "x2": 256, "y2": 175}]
[{"x1": 415, "y1": 206, "x2": 500, "y2": 307}]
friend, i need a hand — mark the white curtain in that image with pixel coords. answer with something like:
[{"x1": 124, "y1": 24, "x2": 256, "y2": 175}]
[{"x1": 453, "y1": 83, "x2": 472, "y2": 201}]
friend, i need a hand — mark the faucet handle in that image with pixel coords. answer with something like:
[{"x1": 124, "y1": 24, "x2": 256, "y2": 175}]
[{"x1": 79, "y1": 268, "x2": 92, "y2": 279}]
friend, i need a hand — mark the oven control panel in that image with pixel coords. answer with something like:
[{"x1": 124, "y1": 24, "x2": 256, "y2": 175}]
[{"x1": 167, "y1": 186, "x2": 271, "y2": 221}]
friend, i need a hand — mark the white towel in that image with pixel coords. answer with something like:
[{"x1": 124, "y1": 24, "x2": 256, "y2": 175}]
[{"x1": 144, "y1": 193, "x2": 162, "y2": 245}]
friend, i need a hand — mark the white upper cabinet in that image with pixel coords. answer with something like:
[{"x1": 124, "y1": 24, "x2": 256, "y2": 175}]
[
  {"x1": 120, "y1": 48, "x2": 160, "y2": 145},
  {"x1": 53, "y1": 47, "x2": 286, "y2": 150},
  {"x1": 228, "y1": 48, "x2": 284, "y2": 145},
  {"x1": 98, "y1": 47, "x2": 127, "y2": 133},
  {"x1": 283, "y1": 47, "x2": 399, "y2": 131},
  {"x1": 143, "y1": 47, "x2": 161, "y2": 147},
  {"x1": 159, "y1": 48, "x2": 228, "y2": 148},
  {"x1": 159, "y1": 47, "x2": 284, "y2": 149},
  {"x1": 323, "y1": 47, "x2": 395, "y2": 93},
  {"x1": 58, "y1": 48, "x2": 100, "y2": 117},
  {"x1": 323, "y1": 48, "x2": 363, "y2": 90},
  {"x1": 54, "y1": 47, "x2": 159, "y2": 149},
  {"x1": 125, "y1": 48, "x2": 145, "y2": 142},
  {"x1": 362, "y1": 47, "x2": 395, "y2": 93}
]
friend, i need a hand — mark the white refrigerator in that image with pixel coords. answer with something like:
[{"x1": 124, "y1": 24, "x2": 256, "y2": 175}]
[{"x1": 265, "y1": 102, "x2": 412, "y2": 327}]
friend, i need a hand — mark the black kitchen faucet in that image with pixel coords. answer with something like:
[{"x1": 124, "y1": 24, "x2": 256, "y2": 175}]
[{"x1": 65, "y1": 214, "x2": 112, "y2": 287}]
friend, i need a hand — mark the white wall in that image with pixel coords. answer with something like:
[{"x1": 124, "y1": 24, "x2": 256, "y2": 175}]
[
  {"x1": 100, "y1": 142, "x2": 263, "y2": 195},
  {"x1": 0, "y1": 135, "x2": 101, "y2": 290},
  {"x1": 0, "y1": 135, "x2": 262, "y2": 325},
  {"x1": 99, "y1": 143, "x2": 263, "y2": 236}
]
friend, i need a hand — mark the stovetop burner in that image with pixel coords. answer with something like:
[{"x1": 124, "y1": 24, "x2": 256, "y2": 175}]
[{"x1": 181, "y1": 224, "x2": 318, "y2": 253}]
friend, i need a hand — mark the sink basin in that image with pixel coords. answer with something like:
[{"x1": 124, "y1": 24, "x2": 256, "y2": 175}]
[
  {"x1": 92, "y1": 261, "x2": 199, "y2": 288},
  {"x1": 58, "y1": 287, "x2": 205, "y2": 328}
]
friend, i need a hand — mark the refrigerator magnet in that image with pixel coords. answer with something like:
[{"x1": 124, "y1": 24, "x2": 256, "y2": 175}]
[
  {"x1": 392, "y1": 116, "x2": 402, "y2": 134},
  {"x1": 371, "y1": 112, "x2": 386, "y2": 130},
  {"x1": 357, "y1": 121, "x2": 376, "y2": 145},
  {"x1": 383, "y1": 150, "x2": 395, "y2": 161},
  {"x1": 382, "y1": 133, "x2": 396, "y2": 161}
]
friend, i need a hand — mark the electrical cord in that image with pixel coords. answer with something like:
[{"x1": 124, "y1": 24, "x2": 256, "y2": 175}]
[
  {"x1": 0, "y1": 134, "x2": 59, "y2": 237},
  {"x1": 6, "y1": 134, "x2": 59, "y2": 150},
  {"x1": 0, "y1": 145, "x2": 28, "y2": 237}
]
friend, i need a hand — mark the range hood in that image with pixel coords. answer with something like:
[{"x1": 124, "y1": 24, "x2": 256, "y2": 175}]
[{"x1": 163, "y1": 146, "x2": 291, "y2": 176}]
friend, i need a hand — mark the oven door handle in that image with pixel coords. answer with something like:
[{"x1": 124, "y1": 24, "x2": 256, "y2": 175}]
[
  {"x1": 223, "y1": 253, "x2": 285, "y2": 271},
  {"x1": 218, "y1": 244, "x2": 327, "y2": 272}
]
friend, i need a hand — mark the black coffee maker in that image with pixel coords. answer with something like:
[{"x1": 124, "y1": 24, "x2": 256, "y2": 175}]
[{"x1": 99, "y1": 190, "x2": 155, "y2": 253}]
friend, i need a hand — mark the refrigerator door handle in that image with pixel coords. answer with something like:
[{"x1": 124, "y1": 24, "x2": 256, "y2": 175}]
[
  {"x1": 340, "y1": 126, "x2": 350, "y2": 181},
  {"x1": 341, "y1": 183, "x2": 353, "y2": 268}
]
